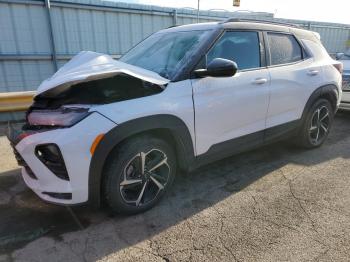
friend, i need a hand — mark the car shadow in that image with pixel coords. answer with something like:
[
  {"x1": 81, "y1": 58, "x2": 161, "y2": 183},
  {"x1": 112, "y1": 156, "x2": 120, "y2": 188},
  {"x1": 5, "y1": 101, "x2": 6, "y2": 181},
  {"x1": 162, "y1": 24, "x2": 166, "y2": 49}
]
[{"x1": 1, "y1": 112, "x2": 350, "y2": 258}]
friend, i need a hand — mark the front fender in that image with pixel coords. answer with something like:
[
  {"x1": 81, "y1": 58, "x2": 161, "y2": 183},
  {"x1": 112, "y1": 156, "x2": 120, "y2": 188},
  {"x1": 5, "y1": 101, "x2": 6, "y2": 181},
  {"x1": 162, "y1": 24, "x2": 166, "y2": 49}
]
[{"x1": 88, "y1": 114, "x2": 195, "y2": 207}]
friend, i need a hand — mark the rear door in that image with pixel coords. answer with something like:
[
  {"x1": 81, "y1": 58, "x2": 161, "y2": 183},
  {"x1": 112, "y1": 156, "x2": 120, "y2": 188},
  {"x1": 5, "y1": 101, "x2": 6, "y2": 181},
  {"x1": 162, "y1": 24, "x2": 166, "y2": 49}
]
[
  {"x1": 192, "y1": 30, "x2": 270, "y2": 156},
  {"x1": 265, "y1": 32, "x2": 324, "y2": 131}
]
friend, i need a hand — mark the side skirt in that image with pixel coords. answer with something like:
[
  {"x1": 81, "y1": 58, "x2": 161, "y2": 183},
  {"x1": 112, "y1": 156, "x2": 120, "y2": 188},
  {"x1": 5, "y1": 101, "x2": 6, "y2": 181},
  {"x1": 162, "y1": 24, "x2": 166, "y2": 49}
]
[{"x1": 190, "y1": 119, "x2": 301, "y2": 171}]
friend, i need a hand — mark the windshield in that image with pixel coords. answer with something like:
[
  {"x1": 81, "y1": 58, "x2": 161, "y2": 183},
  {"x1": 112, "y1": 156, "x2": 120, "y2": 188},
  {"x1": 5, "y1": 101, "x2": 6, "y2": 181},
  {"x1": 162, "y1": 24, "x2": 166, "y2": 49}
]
[{"x1": 120, "y1": 30, "x2": 212, "y2": 79}]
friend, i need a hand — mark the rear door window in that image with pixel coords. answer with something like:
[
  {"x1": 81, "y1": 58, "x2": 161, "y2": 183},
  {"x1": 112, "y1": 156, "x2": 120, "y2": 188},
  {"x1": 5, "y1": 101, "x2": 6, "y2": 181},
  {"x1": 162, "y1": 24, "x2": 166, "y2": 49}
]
[
  {"x1": 267, "y1": 33, "x2": 303, "y2": 65},
  {"x1": 207, "y1": 31, "x2": 261, "y2": 70}
]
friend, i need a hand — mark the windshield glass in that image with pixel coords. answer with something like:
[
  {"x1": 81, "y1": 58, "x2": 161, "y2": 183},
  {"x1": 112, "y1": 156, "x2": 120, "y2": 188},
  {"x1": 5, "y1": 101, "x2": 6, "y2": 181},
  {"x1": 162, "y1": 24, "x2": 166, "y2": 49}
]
[{"x1": 120, "y1": 30, "x2": 211, "y2": 79}]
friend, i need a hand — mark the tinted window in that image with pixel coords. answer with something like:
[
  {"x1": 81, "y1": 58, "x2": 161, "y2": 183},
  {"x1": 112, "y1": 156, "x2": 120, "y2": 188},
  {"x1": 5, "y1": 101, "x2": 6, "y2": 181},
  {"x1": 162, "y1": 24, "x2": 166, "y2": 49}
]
[
  {"x1": 207, "y1": 31, "x2": 260, "y2": 70},
  {"x1": 267, "y1": 33, "x2": 302, "y2": 65}
]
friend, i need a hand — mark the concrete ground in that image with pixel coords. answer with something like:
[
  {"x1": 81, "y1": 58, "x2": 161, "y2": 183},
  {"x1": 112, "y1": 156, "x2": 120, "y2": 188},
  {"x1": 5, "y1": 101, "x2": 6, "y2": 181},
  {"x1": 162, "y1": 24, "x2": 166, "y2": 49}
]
[{"x1": 0, "y1": 113, "x2": 350, "y2": 262}]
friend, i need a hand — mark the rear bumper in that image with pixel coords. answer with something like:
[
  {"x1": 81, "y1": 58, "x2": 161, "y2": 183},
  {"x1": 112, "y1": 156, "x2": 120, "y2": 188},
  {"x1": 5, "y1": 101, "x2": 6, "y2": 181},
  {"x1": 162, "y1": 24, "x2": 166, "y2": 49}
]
[{"x1": 8, "y1": 112, "x2": 116, "y2": 205}]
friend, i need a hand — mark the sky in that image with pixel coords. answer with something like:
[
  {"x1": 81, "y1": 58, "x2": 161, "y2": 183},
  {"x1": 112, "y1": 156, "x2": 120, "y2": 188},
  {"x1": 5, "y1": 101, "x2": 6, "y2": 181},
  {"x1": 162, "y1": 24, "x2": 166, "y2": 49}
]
[{"x1": 108, "y1": 0, "x2": 350, "y2": 24}]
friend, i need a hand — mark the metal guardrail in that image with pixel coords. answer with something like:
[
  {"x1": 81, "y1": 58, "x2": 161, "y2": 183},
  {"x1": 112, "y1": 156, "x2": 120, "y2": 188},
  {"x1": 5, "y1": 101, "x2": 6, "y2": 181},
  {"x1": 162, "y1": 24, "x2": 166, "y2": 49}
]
[{"x1": 0, "y1": 91, "x2": 35, "y2": 113}]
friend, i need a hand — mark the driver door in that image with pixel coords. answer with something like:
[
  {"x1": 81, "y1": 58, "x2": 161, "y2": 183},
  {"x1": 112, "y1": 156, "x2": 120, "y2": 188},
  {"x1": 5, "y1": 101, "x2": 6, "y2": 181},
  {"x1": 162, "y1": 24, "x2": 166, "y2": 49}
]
[{"x1": 191, "y1": 30, "x2": 270, "y2": 157}]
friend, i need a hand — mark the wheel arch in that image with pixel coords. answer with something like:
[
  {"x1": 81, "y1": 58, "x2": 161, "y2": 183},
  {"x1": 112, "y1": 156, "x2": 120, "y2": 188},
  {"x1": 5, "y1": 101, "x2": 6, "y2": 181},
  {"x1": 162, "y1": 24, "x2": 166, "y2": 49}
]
[
  {"x1": 302, "y1": 84, "x2": 339, "y2": 121},
  {"x1": 88, "y1": 114, "x2": 195, "y2": 207}
]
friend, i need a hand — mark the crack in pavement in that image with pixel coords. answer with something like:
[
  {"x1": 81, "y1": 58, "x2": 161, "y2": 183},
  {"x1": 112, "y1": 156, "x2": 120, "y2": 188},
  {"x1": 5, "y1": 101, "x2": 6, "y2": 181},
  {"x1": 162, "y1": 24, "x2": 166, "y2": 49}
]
[
  {"x1": 280, "y1": 170, "x2": 319, "y2": 234},
  {"x1": 313, "y1": 247, "x2": 330, "y2": 262},
  {"x1": 212, "y1": 206, "x2": 240, "y2": 262}
]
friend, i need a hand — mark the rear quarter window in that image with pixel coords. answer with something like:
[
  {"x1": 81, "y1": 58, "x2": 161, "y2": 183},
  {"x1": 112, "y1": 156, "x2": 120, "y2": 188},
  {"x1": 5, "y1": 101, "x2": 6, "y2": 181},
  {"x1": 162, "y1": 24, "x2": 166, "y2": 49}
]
[{"x1": 267, "y1": 33, "x2": 303, "y2": 66}]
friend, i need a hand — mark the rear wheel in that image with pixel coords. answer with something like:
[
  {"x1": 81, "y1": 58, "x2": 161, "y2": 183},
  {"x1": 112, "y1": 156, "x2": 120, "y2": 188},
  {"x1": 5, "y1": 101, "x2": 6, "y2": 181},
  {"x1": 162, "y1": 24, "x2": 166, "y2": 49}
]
[
  {"x1": 104, "y1": 135, "x2": 176, "y2": 214},
  {"x1": 296, "y1": 99, "x2": 334, "y2": 148}
]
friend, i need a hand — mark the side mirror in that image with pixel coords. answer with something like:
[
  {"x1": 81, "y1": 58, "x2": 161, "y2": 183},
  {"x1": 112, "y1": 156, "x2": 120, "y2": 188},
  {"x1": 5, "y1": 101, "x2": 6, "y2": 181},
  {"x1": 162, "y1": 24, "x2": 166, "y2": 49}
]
[
  {"x1": 335, "y1": 53, "x2": 344, "y2": 60},
  {"x1": 194, "y1": 58, "x2": 238, "y2": 78}
]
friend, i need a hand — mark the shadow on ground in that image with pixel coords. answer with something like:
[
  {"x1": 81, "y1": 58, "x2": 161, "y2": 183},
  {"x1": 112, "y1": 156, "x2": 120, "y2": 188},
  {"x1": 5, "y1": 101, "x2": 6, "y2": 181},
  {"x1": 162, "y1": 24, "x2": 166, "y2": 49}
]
[{"x1": 1, "y1": 112, "x2": 350, "y2": 258}]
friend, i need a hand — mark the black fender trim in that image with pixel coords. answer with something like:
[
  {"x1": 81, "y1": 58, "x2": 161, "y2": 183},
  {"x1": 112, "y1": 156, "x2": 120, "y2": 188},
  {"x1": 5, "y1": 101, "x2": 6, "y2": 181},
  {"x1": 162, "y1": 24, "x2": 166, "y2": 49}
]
[
  {"x1": 88, "y1": 114, "x2": 195, "y2": 207},
  {"x1": 296, "y1": 84, "x2": 339, "y2": 134},
  {"x1": 301, "y1": 84, "x2": 339, "y2": 121}
]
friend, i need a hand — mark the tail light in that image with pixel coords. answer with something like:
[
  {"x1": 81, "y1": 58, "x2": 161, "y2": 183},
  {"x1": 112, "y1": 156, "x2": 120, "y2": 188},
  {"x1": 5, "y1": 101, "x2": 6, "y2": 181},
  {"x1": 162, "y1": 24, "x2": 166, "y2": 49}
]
[{"x1": 333, "y1": 62, "x2": 343, "y2": 74}]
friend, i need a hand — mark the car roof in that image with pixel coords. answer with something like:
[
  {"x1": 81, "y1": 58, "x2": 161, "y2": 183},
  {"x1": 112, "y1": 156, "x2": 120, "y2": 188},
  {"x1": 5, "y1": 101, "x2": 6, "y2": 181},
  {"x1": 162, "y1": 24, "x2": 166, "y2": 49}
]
[{"x1": 159, "y1": 19, "x2": 319, "y2": 43}]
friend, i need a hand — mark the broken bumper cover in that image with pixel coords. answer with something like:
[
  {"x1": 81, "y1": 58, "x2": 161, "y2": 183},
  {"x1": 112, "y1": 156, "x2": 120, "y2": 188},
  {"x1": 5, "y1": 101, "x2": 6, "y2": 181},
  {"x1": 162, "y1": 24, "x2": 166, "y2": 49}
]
[{"x1": 8, "y1": 112, "x2": 116, "y2": 205}]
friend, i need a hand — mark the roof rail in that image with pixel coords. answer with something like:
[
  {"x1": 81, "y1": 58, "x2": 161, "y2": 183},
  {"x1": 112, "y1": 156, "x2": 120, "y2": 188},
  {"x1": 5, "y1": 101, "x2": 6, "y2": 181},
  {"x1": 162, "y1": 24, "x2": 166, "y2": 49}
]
[{"x1": 222, "y1": 18, "x2": 301, "y2": 28}]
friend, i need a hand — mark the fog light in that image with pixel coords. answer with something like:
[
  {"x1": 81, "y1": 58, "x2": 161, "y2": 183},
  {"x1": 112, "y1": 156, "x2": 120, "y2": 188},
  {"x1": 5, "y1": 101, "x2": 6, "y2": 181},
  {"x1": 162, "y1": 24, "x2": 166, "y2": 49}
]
[{"x1": 35, "y1": 144, "x2": 69, "y2": 181}]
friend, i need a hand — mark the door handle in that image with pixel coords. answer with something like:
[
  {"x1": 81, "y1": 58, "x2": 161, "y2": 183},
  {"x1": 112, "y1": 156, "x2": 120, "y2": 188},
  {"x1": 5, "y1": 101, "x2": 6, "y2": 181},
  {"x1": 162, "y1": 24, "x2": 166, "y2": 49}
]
[
  {"x1": 308, "y1": 70, "x2": 319, "y2": 76},
  {"x1": 252, "y1": 78, "x2": 268, "y2": 85}
]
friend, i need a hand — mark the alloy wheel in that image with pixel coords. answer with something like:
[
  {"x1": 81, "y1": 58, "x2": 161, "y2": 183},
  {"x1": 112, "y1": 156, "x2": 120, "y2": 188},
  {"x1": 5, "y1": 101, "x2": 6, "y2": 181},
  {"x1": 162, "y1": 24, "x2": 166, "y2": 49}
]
[
  {"x1": 309, "y1": 105, "x2": 330, "y2": 145},
  {"x1": 119, "y1": 149, "x2": 170, "y2": 207}
]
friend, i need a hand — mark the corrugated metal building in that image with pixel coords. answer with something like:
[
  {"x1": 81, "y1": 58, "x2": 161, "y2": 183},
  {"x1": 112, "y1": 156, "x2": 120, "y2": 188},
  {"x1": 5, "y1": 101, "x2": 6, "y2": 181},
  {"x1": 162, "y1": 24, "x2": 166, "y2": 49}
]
[{"x1": 0, "y1": 0, "x2": 349, "y2": 121}]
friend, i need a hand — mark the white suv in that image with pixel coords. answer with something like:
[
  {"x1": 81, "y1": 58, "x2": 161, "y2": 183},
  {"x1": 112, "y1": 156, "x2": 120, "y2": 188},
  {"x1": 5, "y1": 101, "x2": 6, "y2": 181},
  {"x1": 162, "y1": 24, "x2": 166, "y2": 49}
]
[{"x1": 8, "y1": 19, "x2": 343, "y2": 214}]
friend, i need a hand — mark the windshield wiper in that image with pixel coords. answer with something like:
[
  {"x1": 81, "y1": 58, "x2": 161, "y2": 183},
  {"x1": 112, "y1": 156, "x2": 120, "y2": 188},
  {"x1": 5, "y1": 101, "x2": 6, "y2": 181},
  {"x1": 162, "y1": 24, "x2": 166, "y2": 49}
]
[{"x1": 158, "y1": 69, "x2": 170, "y2": 79}]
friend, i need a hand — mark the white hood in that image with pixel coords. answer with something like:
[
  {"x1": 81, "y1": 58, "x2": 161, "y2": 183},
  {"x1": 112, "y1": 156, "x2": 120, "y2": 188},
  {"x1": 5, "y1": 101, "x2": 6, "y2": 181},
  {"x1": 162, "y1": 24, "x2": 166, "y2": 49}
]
[{"x1": 36, "y1": 51, "x2": 170, "y2": 96}]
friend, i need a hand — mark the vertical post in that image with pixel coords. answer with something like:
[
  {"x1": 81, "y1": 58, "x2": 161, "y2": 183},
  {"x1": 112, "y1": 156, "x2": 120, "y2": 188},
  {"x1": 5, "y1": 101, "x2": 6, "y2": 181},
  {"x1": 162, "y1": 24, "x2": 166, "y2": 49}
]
[
  {"x1": 307, "y1": 21, "x2": 311, "y2": 30},
  {"x1": 44, "y1": 0, "x2": 58, "y2": 71},
  {"x1": 173, "y1": 9, "x2": 177, "y2": 26},
  {"x1": 197, "y1": 0, "x2": 200, "y2": 23}
]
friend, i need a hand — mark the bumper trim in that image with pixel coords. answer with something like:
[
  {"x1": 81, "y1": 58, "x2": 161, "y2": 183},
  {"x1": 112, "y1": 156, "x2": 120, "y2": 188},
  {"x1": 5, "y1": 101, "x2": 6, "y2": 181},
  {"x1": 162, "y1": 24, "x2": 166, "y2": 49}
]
[{"x1": 42, "y1": 192, "x2": 72, "y2": 200}]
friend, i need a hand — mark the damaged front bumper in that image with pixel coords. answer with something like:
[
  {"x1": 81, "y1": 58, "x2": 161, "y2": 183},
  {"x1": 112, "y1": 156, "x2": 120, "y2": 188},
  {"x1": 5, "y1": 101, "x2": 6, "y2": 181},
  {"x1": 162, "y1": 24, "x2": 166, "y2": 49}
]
[
  {"x1": 7, "y1": 112, "x2": 116, "y2": 205},
  {"x1": 5, "y1": 51, "x2": 168, "y2": 205}
]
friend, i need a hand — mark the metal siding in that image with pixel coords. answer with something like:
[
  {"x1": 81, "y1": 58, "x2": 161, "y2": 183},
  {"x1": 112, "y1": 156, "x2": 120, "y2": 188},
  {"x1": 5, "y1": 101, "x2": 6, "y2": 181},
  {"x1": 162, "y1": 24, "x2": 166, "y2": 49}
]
[{"x1": 0, "y1": 0, "x2": 349, "y2": 121}]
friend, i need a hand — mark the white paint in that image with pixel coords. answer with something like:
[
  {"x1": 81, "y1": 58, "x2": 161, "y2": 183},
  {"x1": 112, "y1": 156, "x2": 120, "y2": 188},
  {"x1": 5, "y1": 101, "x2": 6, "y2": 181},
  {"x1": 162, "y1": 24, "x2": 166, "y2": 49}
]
[
  {"x1": 36, "y1": 51, "x2": 169, "y2": 96},
  {"x1": 14, "y1": 25, "x2": 343, "y2": 205},
  {"x1": 192, "y1": 70, "x2": 270, "y2": 154}
]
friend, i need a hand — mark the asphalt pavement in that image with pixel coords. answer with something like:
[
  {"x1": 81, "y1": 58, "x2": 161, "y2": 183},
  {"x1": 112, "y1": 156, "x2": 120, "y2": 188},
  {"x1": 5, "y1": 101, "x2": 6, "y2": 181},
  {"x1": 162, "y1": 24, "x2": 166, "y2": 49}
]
[{"x1": 0, "y1": 112, "x2": 350, "y2": 261}]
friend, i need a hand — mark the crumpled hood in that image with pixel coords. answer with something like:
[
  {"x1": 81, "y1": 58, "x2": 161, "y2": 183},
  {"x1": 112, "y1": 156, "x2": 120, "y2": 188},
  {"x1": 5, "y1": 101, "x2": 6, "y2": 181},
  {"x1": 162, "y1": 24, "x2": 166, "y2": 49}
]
[{"x1": 36, "y1": 51, "x2": 170, "y2": 96}]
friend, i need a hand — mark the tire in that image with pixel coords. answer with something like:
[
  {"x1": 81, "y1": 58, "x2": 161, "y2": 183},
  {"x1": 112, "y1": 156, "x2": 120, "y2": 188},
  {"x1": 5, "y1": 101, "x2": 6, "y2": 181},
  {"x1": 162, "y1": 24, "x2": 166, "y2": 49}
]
[
  {"x1": 103, "y1": 135, "x2": 176, "y2": 215},
  {"x1": 296, "y1": 98, "x2": 334, "y2": 148}
]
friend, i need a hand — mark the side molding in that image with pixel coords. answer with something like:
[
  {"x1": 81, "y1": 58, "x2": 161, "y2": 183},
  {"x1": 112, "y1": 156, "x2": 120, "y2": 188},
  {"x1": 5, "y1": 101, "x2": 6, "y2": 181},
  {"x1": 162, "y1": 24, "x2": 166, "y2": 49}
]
[{"x1": 88, "y1": 114, "x2": 195, "y2": 207}]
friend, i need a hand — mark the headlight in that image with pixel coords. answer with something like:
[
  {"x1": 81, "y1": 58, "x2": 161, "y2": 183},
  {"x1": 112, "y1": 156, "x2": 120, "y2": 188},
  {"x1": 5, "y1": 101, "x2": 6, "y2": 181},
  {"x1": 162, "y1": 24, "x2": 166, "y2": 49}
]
[{"x1": 27, "y1": 108, "x2": 90, "y2": 127}]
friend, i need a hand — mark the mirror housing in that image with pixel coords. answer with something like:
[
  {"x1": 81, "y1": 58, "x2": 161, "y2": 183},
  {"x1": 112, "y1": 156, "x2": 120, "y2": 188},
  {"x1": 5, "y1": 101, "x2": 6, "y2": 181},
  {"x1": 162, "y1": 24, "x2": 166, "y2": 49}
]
[{"x1": 194, "y1": 58, "x2": 238, "y2": 78}]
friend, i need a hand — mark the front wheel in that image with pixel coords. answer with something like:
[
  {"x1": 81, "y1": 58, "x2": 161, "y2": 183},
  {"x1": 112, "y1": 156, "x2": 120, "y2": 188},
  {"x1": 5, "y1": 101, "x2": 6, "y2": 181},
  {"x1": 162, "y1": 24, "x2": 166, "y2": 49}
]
[
  {"x1": 296, "y1": 99, "x2": 334, "y2": 148},
  {"x1": 103, "y1": 135, "x2": 176, "y2": 215}
]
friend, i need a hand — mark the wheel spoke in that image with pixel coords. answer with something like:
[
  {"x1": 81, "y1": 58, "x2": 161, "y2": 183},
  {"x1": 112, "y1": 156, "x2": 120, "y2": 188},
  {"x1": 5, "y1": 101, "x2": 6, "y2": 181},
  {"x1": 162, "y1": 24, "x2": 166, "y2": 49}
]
[
  {"x1": 120, "y1": 179, "x2": 142, "y2": 187},
  {"x1": 317, "y1": 108, "x2": 320, "y2": 121},
  {"x1": 136, "y1": 181, "x2": 148, "y2": 206},
  {"x1": 320, "y1": 112, "x2": 329, "y2": 121},
  {"x1": 320, "y1": 123, "x2": 328, "y2": 133},
  {"x1": 148, "y1": 157, "x2": 168, "y2": 172},
  {"x1": 315, "y1": 127, "x2": 320, "y2": 142},
  {"x1": 309, "y1": 125, "x2": 318, "y2": 132},
  {"x1": 140, "y1": 152, "x2": 146, "y2": 175},
  {"x1": 150, "y1": 175, "x2": 165, "y2": 190},
  {"x1": 150, "y1": 173, "x2": 167, "y2": 182}
]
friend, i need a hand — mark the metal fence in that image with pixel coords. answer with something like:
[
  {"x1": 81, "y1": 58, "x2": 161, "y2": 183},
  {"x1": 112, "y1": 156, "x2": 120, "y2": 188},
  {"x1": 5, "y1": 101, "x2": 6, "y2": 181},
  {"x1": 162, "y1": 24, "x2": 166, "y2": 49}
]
[{"x1": 0, "y1": 0, "x2": 350, "y2": 121}]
